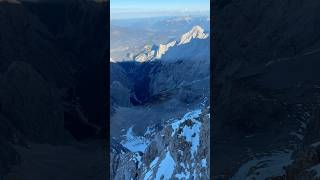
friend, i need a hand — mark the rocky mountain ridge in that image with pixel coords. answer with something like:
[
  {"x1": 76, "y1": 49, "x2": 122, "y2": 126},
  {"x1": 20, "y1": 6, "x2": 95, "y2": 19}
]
[{"x1": 132, "y1": 26, "x2": 209, "y2": 62}]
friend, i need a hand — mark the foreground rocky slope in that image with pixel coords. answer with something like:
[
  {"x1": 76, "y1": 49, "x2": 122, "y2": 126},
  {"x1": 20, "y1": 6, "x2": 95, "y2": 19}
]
[{"x1": 110, "y1": 106, "x2": 210, "y2": 180}]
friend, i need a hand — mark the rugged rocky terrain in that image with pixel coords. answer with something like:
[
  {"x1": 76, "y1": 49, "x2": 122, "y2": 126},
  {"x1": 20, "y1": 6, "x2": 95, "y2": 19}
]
[
  {"x1": 111, "y1": 107, "x2": 210, "y2": 180},
  {"x1": 0, "y1": 0, "x2": 107, "y2": 179},
  {"x1": 215, "y1": 0, "x2": 320, "y2": 179},
  {"x1": 110, "y1": 26, "x2": 210, "y2": 179}
]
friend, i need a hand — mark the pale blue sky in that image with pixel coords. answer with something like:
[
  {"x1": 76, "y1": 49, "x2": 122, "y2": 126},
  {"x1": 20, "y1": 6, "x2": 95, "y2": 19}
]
[{"x1": 111, "y1": 0, "x2": 210, "y2": 19}]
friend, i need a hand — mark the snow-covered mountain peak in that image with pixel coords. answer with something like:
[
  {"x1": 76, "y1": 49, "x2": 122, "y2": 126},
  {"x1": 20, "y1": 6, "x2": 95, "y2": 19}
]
[
  {"x1": 134, "y1": 44, "x2": 158, "y2": 62},
  {"x1": 132, "y1": 25, "x2": 209, "y2": 62},
  {"x1": 179, "y1": 25, "x2": 209, "y2": 45}
]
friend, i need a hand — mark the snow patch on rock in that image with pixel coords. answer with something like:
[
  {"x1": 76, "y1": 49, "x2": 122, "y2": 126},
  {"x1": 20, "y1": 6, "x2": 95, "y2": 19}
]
[
  {"x1": 155, "y1": 151, "x2": 176, "y2": 179},
  {"x1": 121, "y1": 127, "x2": 150, "y2": 152}
]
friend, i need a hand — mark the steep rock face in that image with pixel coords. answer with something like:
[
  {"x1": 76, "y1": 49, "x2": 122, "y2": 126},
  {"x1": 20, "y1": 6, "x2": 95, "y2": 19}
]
[
  {"x1": 110, "y1": 63, "x2": 132, "y2": 109},
  {"x1": 21, "y1": 0, "x2": 108, "y2": 128},
  {"x1": 285, "y1": 146, "x2": 320, "y2": 179},
  {"x1": 1, "y1": 61, "x2": 71, "y2": 144},
  {"x1": 111, "y1": 152, "x2": 141, "y2": 180},
  {"x1": 285, "y1": 108, "x2": 320, "y2": 179},
  {"x1": 149, "y1": 38, "x2": 210, "y2": 99},
  {"x1": 110, "y1": 81, "x2": 131, "y2": 107},
  {"x1": 110, "y1": 139, "x2": 139, "y2": 180},
  {"x1": 0, "y1": 1, "x2": 71, "y2": 85},
  {"x1": 161, "y1": 38, "x2": 209, "y2": 62}
]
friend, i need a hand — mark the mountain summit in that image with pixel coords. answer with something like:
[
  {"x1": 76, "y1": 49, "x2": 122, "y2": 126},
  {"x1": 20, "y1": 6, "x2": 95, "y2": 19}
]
[{"x1": 178, "y1": 25, "x2": 208, "y2": 45}]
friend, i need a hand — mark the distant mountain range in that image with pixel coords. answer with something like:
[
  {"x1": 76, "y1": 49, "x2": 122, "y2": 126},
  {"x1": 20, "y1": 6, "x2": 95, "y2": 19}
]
[
  {"x1": 110, "y1": 16, "x2": 210, "y2": 62},
  {"x1": 111, "y1": 25, "x2": 209, "y2": 63}
]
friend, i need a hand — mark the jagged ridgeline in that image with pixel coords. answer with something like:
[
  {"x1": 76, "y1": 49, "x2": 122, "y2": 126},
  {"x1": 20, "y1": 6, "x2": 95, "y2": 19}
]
[{"x1": 110, "y1": 24, "x2": 210, "y2": 179}]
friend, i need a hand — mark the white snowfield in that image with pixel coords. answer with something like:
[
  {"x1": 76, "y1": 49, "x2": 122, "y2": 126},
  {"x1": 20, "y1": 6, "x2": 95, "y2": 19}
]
[
  {"x1": 154, "y1": 151, "x2": 176, "y2": 180},
  {"x1": 171, "y1": 109, "x2": 202, "y2": 136},
  {"x1": 121, "y1": 127, "x2": 150, "y2": 153},
  {"x1": 143, "y1": 151, "x2": 177, "y2": 180}
]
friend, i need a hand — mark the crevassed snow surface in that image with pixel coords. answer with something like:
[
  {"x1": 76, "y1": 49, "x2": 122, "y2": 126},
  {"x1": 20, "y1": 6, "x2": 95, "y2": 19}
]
[
  {"x1": 121, "y1": 127, "x2": 150, "y2": 152},
  {"x1": 155, "y1": 151, "x2": 176, "y2": 180},
  {"x1": 231, "y1": 150, "x2": 293, "y2": 179}
]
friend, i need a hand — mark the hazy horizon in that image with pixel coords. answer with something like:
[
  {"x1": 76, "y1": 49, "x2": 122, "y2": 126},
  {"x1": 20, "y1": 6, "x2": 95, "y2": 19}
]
[{"x1": 110, "y1": 0, "x2": 210, "y2": 20}]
